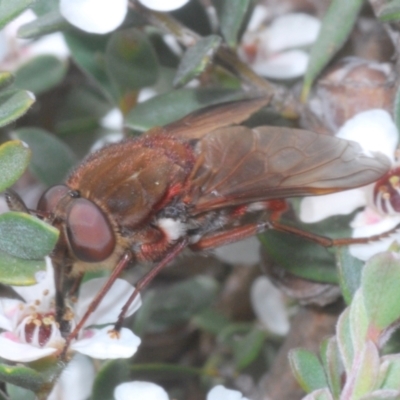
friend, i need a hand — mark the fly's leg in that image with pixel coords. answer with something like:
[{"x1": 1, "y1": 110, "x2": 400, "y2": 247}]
[
  {"x1": 190, "y1": 219, "x2": 400, "y2": 251},
  {"x1": 113, "y1": 238, "x2": 188, "y2": 332}
]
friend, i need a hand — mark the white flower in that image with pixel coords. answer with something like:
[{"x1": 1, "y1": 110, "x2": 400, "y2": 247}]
[
  {"x1": 137, "y1": 0, "x2": 191, "y2": 12},
  {"x1": 114, "y1": 382, "x2": 250, "y2": 400},
  {"x1": 250, "y1": 277, "x2": 290, "y2": 336},
  {"x1": 207, "y1": 385, "x2": 250, "y2": 400},
  {"x1": 299, "y1": 109, "x2": 400, "y2": 261},
  {"x1": 48, "y1": 354, "x2": 95, "y2": 400},
  {"x1": 239, "y1": 8, "x2": 320, "y2": 79},
  {"x1": 0, "y1": 258, "x2": 141, "y2": 362},
  {"x1": 60, "y1": 0, "x2": 128, "y2": 34},
  {"x1": 114, "y1": 381, "x2": 169, "y2": 400}
]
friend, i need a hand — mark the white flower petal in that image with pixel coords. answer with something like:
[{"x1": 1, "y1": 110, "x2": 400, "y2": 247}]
[
  {"x1": 60, "y1": 0, "x2": 128, "y2": 34},
  {"x1": 48, "y1": 354, "x2": 95, "y2": 400},
  {"x1": 71, "y1": 326, "x2": 141, "y2": 359},
  {"x1": 267, "y1": 13, "x2": 320, "y2": 53},
  {"x1": 349, "y1": 212, "x2": 400, "y2": 261},
  {"x1": 114, "y1": 381, "x2": 169, "y2": 400},
  {"x1": 214, "y1": 237, "x2": 260, "y2": 265},
  {"x1": 207, "y1": 385, "x2": 249, "y2": 400},
  {"x1": 299, "y1": 188, "x2": 367, "y2": 223},
  {"x1": 76, "y1": 278, "x2": 141, "y2": 326},
  {"x1": 12, "y1": 257, "x2": 55, "y2": 305},
  {"x1": 0, "y1": 298, "x2": 22, "y2": 330},
  {"x1": 252, "y1": 50, "x2": 309, "y2": 79},
  {"x1": 137, "y1": 0, "x2": 190, "y2": 12},
  {"x1": 336, "y1": 109, "x2": 398, "y2": 162},
  {"x1": 247, "y1": 5, "x2": 270, "y2": 32},
  {"x1": 29, "y1": 32, "x2": 70, "y2": 60},
  {"x1": 250, "y1": 277, "x2": 289, "y2": 336},
  {"x1": 0, "y1": 334, "x2": 57, "y2": 362},
  {"x1": 100, "y1": 108, "x2": 123, "y2": 130}
]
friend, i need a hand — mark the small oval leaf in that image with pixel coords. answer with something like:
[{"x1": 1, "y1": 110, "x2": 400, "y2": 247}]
[
  {"x1": 214, "y1": 0, "x2": 251, "y2": 48},
  {"x1": 362, "y1": 252, "x2": 400, "y2": 333},
  {"x1": 0, "y1": 140, "x2": 31, "y2": 191},
  {"x1": 301, "y1": 0, "x2": 364, "y2": 101},
  {"x1": 378, "y1": 0, "x2": 400, "y2": 22},
  {"x1": 13, "y1": 127, "x2": 77, "y2": 186},
  {"x1": 0, "y1": 249, "x2": 46, "y2": 285},
  {"x1": 0, "y1": 0, "x2": 34, "y2": 30},
  {"x1": 289, "y1": 348, "x2": 328, "y2": 393},
  {"x1": 17, "y1": 10, "x2": 69, "y2": 38},
  {"x1": 336, "y1": 246, "x2": 364, "y2": 304},
  {"x1": 0, "y1": 89, "x2": 35, "y2": 128},
  {"x1": 15, "y1": 55, "x2": 68, "y2": 95},
  {"x1": 0, "y1": 363, "x2": 45, "y2": 392},
  {"x1": 0, "y1": 212, "x2": 59, "y2": 260},
  {"x1": 173, "y1": 35, "x2": 222, "y2": 88},
  {"x1": 106, "y1": 28, "x2": 159, "y2": 109}
]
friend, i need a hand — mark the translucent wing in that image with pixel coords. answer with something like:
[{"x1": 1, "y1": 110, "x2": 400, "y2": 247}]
[
  {"x1": 186, "y1": 125, "x2": 391, "y2": 213},
  {"x1": 146, "y1": 97, "x2": 270, "y2": 139}
]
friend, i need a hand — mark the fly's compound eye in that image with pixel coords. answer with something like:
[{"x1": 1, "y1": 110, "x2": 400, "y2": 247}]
[
  {"x1": 37, "y1": 185, "x2": 69, "y2": 213},
  {"x1": 66, "y1": 198, "x2": 115, "y2": 262}
]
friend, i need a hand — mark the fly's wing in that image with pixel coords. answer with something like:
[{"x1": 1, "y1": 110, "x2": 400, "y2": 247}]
[
  {"x1": 186, "y1": 125, "x2": 391, "y2": 213},
  {"x1": 146, "y1": 97, "x2": 270, "y2": 139}
]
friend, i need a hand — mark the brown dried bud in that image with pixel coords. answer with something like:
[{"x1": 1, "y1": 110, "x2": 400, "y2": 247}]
[{"x1": 302, "y1": 57, "x2": 395, "y2": 134}]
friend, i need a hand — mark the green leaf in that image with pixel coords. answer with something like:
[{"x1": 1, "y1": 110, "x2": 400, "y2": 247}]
[
  {"x1": 135, "y1": 276, "x2": 219, "y2": 333},
  {"x1": 260, "y1": 211, "x2": 355, "y2": 284},
  {"x1": 91, "y1": 360, "x2": 130, "y2": 400},
  {"x1": 301, "y1": 0, "x2": 364, "y2": 101},
  {"x1": 15, "y1": 55, "x2": 68, "y2": 95},
  {"x1": 0, "y1": 140, "x2": 31, "y2": 192},
  {"x1": 13, "y1": 127, "x2": 76, "y2": 186},
  {"x1": 320, "y1": 338, "x2": 343, "y2": 399},
  {"x1": 17, "y1": 10, "x2": 69, "y2": 38},
  {"x1": 336, "y1": 246, "x2": 363, "y2": 304},
  {"x1": 232, "y1": 328, "x2": 266, "y2": 370},
  {"x1": 379, "y1": 355, "x2": 400, "y2": 390},
  {"x1": 359, "y1": 391, "x2": 400, "y2": 400},
  {"x1": 213, "y1": 0, "x2": 251, "y2": 48},
  {"x1": 0, "y1": 363, "x2": 45, "y2": 392},
  {"x1": 289, "y1": 348, "x2": 328, "y2": 393},
  {"x1": 0, "y1": 249, "x2": 46, "y2": 285},
  {"x1": 336, "y1": 307, "x2": 354, "y2": 373},
  {"x1": 0, "y1": 71, "x2": 14, "y2": 90},
  {"x1": 64, "y1": 31, "x2": 114, "y2": 101},
  {"x1": 192, "y1": 308, "x2": 231, "y2": 335},
  {"x1": 349, "y1": 291, "x2": 369, "y2": 352},
  {"x1": 362, "y1": 252, "x2": 400, "y2": 334},
  {"x1": 0, "y1": 0, "x2": 34, "y2": 30},
  {"x1": 304, "y1": 389, "x2": 334, "y2": 400},
  {"x1": 342, "y1": 341, "x2": 380, "y2": 399},
  {"x1": 259, "y1": 230, "x2": 337, "y2": 284},
  {"x1": 378, "y1": 0, "x2": 400, "y2": 22},
  {"x1": 30, "y1": 0, "x2": 58, "y2": 14},
  {"x1": 0, "y1": 90, "x2": 35, "y2": 128},
  {"x1": 6, "y1": 384, "x2": 35, "y2": 400},
  {"x1": 125, "y1": 88, "x2": 246, "y2": 131},
  {"x1": 106, "y1": 28, "x2": 159, "y2": 108},
  {"x1": 174, "y1": 35, "x2": 221, "y2": 88},
  {"x1": 0, "y1": 212, "x2": 58, "y2": 260}
]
